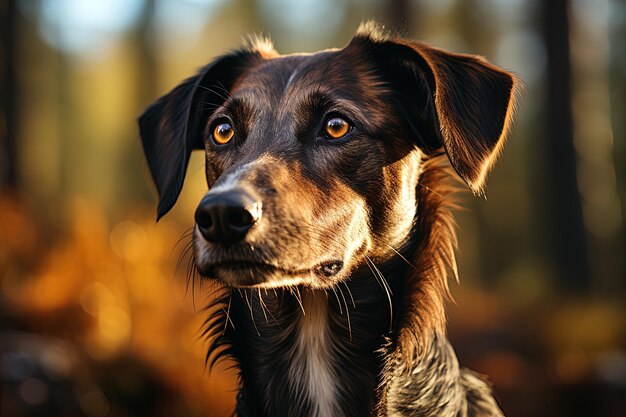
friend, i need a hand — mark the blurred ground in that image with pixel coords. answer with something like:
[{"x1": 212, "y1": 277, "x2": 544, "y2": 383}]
[{"x1": 0, "y1": 195, "x2": 238, "y2": 416}]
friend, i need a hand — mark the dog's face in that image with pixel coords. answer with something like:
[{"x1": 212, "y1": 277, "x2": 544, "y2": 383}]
[
  {"x1": 139, "y1": 26, "x2": 517, "y2": 288},
  {"x1": 194, "y1": 49, "x2": 424, "y2": 287}
]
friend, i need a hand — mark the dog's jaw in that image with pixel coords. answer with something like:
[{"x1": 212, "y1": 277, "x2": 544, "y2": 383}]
[{"x1": 193, "y1": 222, "x2": 372, "y2": 289}]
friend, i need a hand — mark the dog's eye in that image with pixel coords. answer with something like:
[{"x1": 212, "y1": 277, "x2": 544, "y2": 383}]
[
  {"x1": 323, "y1": 116, "x2": 350, "y2": 140},
  {"x1": 213, "y1": 122, "x2": 235, "y2": 145}
]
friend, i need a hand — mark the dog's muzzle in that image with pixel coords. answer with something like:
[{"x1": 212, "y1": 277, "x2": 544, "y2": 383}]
[{"x1": 194, "y1": 189, "x2": 262, "y2": 246}]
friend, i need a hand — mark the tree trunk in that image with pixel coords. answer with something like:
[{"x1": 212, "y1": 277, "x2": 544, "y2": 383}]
[
  {"x1": 608, "y1": 0, "x2": 626, "y2": 294},
  {"x1": 541, "y1": 0, "x2": 590, "y2": 291},
  {"x1": 0, "y1": 0, "x2": 18, "y2": 191}
]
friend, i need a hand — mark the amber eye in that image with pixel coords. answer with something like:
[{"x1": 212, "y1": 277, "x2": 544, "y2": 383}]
[
  {"x1": 323, "y1": 116, "x2": 350, "y2": 140},
  {"x1": 213, "y1": 122, "x2": 235, "y2": 144}
]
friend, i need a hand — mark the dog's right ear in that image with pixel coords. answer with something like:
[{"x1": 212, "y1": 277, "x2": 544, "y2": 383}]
[
  {"x1": 349, "y1": 23, "x2": 518, "y2": 195},
  {"x1": 139, "y1": 49, "x2": 266, "y2": 220}
]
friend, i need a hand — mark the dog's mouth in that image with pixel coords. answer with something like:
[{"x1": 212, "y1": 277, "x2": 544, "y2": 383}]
[
  {"x1": 197, "y1": 259, "x2": 345, "y2": 288},
  {"x1": 192, "y1": 218, "x2": 368, "y2": 288}
]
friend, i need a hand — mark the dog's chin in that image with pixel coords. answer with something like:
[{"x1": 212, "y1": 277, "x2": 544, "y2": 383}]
[{"x1": 196, "y1": 260, "x2": 348, "y2": 289}]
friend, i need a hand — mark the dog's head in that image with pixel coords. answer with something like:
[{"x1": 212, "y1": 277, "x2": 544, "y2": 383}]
[{"x1": 139, "y1": 25, "x2": 517, "y2": 289}]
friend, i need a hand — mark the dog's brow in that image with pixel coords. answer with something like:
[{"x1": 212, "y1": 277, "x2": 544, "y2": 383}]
[
  {"x1": 233, "y1": 86, "x2": 275, "y2": 106},
  {"x1": 300, "y1": 90, "x2": 333, "y2": 111},
  {"x1": 296, "y1": 90, "x2": 371, "y2": 127},
  {"x1": 211, "y1": 96, "x2": 253, "y2": 123},
  {"x1": 222, "y1": 97, "x2": 246, "y2": 112}
]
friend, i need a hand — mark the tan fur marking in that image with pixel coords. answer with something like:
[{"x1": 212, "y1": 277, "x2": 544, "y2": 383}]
[{"x1": 398, "y1": 153, "x2": 462, "y2": 365}]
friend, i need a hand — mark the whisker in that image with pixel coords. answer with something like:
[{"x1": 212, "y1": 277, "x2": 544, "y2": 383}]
[
  {"x1": 200, "y1": 103, "x2": 224, "y2": 112},
  {"x1": 176, "y1": 240, "x2": 194, "y2": 282},
  {"x1": 366, "y1": 256, "x2": 393, "y2": 332},
  {"x1": 223, "y1": 290, "x2": 235, "y2": 334},
  {"x1": 278, "y1": 288, "x2": 285, "y2": 317},
  {"x1": 259, "y1": 290, "x2": 280, "y2": 327},
  {"x1": 190, "y1": 255, "x2": 198, "y2": 314},
  {"x1": 171, "y1": 227, "x2": 194, "y2": 254},
  {"x1": 182, "y1": 245, "x2": 196, "y2": 273},
  {"x1": 290, "y1": 287, "x2": 306, "y2": 315},
  {"x1": 342, "y1": 281, "x2": 356, "y2": 309},
  {"x1": 338, "y1": 285, "x2": 352, "y2": 341},
  {"x1": 365, "y1": 256, "x2": 383, "y2": 290},
  {"x1": 179, "y1": 240, "x2": 200, "y2": 314},
  {"x1": 385, "y1": 243, "x2": 418, "y2": 271},
  {"x1": 330, "y1": 286, "x2": 343, "y2": 315},
  {"x1": 195, "y1": 84, "x2": 229, "y2": 101},
  {"x1": 243, "y1": 289, "x2": 260, "y2": 336},
  {"x1": 258, "y1": 288, "x2": 269, "y2": 324},
  {"x1": 369, "y1": 257, "x2": 393, "y2": 297},
  {"x1": 215, "y1": 80, "x2": 231, "y2": 96}
]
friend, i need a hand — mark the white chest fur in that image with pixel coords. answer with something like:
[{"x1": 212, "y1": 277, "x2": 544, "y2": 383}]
[{"x1": 288, "y1": 291, "x2": 340, "y2": 417}]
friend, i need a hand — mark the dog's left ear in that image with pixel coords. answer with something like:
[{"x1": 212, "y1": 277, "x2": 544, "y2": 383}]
[
  {"x1": 138, "y1": 49, "x2": 266, "y2": 220},
  {"x1": 351, "y1": 28, "x2": 518, "y2": 194}
]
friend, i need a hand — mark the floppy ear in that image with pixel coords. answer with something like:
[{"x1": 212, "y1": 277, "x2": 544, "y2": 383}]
[
  {"x1": 139, "y1": 50, "x2": 265, "y2": 220},
  {"x1": 351, "y1": 27, "x2": 518, "y2": 194}
]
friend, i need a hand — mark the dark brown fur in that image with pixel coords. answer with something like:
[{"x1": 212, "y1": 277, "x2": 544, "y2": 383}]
[{"x1": 139, "y1": 23, "x2": 518, "y2": 417}]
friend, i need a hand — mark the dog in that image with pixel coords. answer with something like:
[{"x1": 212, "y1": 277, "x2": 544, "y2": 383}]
[{"x1": 139, "y1": 22, "x2": 518, "y2": 417}]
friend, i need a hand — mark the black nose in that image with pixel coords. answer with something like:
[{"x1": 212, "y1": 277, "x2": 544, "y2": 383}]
[{"x1": 195, "y1": 190, "x2": 261, "y2": 245}]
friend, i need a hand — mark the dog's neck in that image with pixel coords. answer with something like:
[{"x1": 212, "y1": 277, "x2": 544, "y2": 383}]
[
  {"x1": 218, "y1": 266, "x2": 396, "y2": 417},
  {"x1": 213, "y1": 263, "x2": 476, "y2": 417}
]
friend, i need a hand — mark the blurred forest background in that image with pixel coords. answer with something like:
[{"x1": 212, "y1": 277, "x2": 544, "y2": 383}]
[{"x1": 0, "y1": 0, "x2": 625, "y2": 416}]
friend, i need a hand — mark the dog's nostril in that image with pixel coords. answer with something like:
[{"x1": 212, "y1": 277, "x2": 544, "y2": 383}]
[
  {"x1": 228, "y1": 208, "x2": 254, "y2": 229},
  {"x1": 315, "y1": 261, "x2": 343, "y2": 278},
  {"x1": 195, "y1": 208, "x2": 213, "y2": 229}
]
